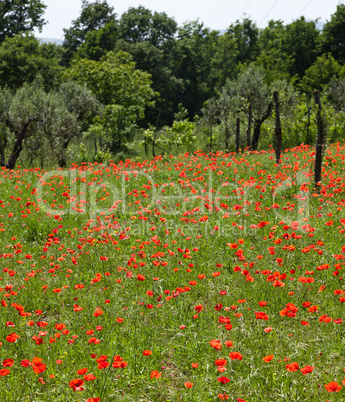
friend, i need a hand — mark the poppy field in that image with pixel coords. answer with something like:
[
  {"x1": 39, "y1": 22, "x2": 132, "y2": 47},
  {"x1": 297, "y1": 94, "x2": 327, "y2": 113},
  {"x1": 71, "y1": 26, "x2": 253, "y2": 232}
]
[{"x1": 1, "y1": 143, "x2": 345, "y2": 401}]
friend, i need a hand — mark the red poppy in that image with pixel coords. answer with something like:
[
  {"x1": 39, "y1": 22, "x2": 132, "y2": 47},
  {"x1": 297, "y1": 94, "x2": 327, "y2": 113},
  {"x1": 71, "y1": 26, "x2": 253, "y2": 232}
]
[
  {"x1": 184, "y1": 382, "x2": 193, "y2": 388},
  {"x1": 69, "y1": 378, "x2": 85, "y2": 391},
  {"x1": 325, "y1": 381, "x2": 342, "y2": 392},
  {"x1": 300, "y1": 365, "x2": 314, "y2": 375},
  {"x1": 84, "y1": 374, "x2": 97, "y2": 381},
  {"x1": 286, "y1": 362, "x2": 299, "y2": 372},
  {"x1": 263, "y1": 355, "x2": 274, "y2": 363},
  {"x1": 0, "y1": 369, "x2": 10, "y2": 376},
  {"x1": 6, "y1": 333, "x2": 19, "y2": 343},
  {"x1": 2, "y1": 359, "x2": 14, "y2": 367},
  {"x1": 229, "y1": 352, "x2": 243, "y2": 361},
  {"x1": 150, "y1": 370, "x2": 161, "y2": 379},
  {"x1": 209, "y1": 340, "x2": 222, "y2": 351},
  {"x1": 217, "y1": 376, "x2": 230, "y2": 384}
]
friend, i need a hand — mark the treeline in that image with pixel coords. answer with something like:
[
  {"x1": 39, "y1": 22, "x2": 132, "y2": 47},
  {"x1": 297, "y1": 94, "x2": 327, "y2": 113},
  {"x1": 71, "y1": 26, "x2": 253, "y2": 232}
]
[{"x1": 1, "y1": 0, "x2": 345, "y2": 167}]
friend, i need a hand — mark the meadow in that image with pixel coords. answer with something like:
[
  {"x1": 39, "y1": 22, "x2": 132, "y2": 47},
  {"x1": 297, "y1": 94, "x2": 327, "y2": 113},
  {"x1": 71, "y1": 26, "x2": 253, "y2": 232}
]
[{"x1": 0, "y1": 143, "x2": 345, "y2": 401}]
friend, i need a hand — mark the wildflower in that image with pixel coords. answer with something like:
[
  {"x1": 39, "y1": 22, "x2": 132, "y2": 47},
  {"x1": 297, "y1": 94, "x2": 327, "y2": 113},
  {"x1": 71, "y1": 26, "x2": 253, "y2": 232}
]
[
  {"x1": 150, "y1": 370, "x2": 161, "y2": 379},
  {"x1": 300, "y1": 365, "x2": 314, "y2": 375},
  {"x1": 229, "y1": 352, "x2": 243, "y2": 361},
  {"x1": 217, "y1": 376, "x2": 230, "y2": 384},
  {"x1": 286, "y1": 362, "x2": 299, "y2": 372},
  {"x1": 69, "y1": 378, "x2": 85, "y2": 392},
  {"x1": 325, "y1": 381, "x2": 342, "y2": 392}
]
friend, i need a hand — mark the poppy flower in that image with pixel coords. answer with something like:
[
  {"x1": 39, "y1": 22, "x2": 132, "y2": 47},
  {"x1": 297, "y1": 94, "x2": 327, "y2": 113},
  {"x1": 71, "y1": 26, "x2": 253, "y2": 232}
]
[
  {"x1": 229, "y1": 352, "x2": 243, "y2": 361},
  {"x1": 2, "y1": 359, "x2": 14, "y2": 367},
  {"x1": 325, "y1": 381, "x2": 342, "y2": 392},
  {"x1": 184, "y1": 382, "x2": 193, "y2": 388},
  {"x1": 263, "y1": 355, "x2": 274, "y2": 363},
  {"x1": 215, "y1": 359, "x2": 227, "y2": 366},
  {"x1": 6, "y1": 333, "x2": 19, "y2": 343},
  {"x1": 224, "y1": 341, "x2": 233, "y2": 348},
  {"x1": 77, "y1": 368, "x2": 88, "y2": 375},
  {"x1": 209, "y1": 340, "x2": 222, "y2": 351},
  {"x1": 150, "y1": 370, "x2": 161, "y2": 379},
  {"x1": 286, "y1": 362, "x2": 299, "y2": 372},
  {"x1": 191, "y1": 363, "x2": 199, "y2": 368},
  {"x1": 218, "y1": 394, "x2": 229, "y2": 400},
  {"x1": 217, "y1": 376, "x2": 230, "y2": 384},
  {"x1": 0, "y1": 369, "x2": 10, "y2": 376},
  {"x1": 84, "y1": 374, "x2": 97, "y2": 381},
  {"x1": 300, "y1": 365, "x2": 314, "y2": 375},
  {"x1": 143, "y1": 350, "x2": 152, "y2": 356},
  {"x1": 69, "y1": 378, "x2": 85, "y2": 392}
]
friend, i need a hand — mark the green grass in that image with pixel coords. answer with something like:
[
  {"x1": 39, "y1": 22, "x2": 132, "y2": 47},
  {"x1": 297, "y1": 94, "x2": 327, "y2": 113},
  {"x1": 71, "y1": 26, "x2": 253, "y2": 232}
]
[{"x1": 0, "y1": 143, "x2": 345, "y2": 401}]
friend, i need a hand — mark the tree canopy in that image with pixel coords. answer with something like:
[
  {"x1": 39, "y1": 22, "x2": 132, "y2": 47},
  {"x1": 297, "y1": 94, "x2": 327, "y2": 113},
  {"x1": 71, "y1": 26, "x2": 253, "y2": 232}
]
[{"x1": 0, "y1": 0, "x2": 46, "y2": 42}]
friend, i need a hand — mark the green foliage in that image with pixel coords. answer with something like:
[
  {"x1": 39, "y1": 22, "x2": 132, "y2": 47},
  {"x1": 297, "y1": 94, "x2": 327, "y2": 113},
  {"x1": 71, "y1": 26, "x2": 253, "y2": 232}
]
[
  {"x1": 62, "y1": 0, "x2": 116, "y2": 64},
  {"x1": 0, "y1": 79, "x2": 98, "y2": 168},
  {"x1": 322, "y1": 4, "x2": 345, "y2": 63},
  {"x1": 0, "y1": 0, "x2": 46, "y2": 42},
  {"x1": 65, "y1": 50, "x2": 155, "y2": 117},
  {"x1": 86, "y1": 104, "x2": 137, "y2": 154},
  {"x1": 299, "y1": 53, "x2": 341, "y2": 94},
  {"x1": 0, "y1": 34, "x2": 63, "y2": 90}
]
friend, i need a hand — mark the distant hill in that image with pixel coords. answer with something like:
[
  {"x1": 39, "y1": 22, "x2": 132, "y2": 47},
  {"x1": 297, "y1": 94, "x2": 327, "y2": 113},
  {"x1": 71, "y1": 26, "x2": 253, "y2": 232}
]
[{"x1": 37, "y1": 37, "x2": 63, "y2": 45}]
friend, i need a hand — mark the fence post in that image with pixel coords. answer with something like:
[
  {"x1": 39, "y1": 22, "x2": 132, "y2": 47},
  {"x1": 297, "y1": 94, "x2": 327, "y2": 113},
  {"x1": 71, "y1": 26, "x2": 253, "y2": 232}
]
[
  {"x1": 273, "y1": 91, "x2": 282, "y2": 164},
  {"x1": 313, "y1": 91, "x2": 325, "y2": 189}
]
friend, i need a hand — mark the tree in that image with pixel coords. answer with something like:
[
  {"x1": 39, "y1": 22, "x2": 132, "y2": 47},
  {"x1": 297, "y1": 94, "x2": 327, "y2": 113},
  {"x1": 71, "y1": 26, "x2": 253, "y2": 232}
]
[
  {"x1": 322, "y1": 4, "x2": 345, "y2": 64},
  {"x1": 284, "y1": 17, "x2": 320, "y2": 79},
  {"x1": 77, "y1": 20, "x2": 118, "y2": 61},
  {"x1": 256, "y1": 20, "x2": 292, "y2": 84},
  {"x1": 173, "y1": 21, "x2": 219, "y2": 119},
  {"x1": 65, "y1": 50, "x2": 155, "y2": 117},
  {"x1": 227, "y1": 18, "x2": 260, "y2": 66},
  {"x1": 63, "y1": 0, "x2": 116, "y2": 64},
  {"x1": 216, "y1": 80, "x2": 240, "y2": 151},
  {"x1": 0, "y1": 34, "x2": 63, "y2": 90},
  {"x1": 0, "y1": 79, "x2": 98, "y2": 169},
  {"x1": 0, "y1": 0, "x2": 46, "y2": 42},
  {"x1": 236, "y1": 65, "x2": 272, "y2": 150},
  {"x1": 118, "y1": 6, "x2": 177, "y2": 48},
  {"x1": 46, "y1": 81, "x2": 99, "y2": 167},
  {"x1": 299, "y1": 53, "x2": 341, "y2": 94}
]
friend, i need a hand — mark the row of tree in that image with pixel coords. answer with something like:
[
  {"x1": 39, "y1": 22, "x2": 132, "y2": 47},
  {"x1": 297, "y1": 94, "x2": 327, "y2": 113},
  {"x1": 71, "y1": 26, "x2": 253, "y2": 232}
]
[{"x1": 1, "y1": 0, "x2": 345, "y2": 168}]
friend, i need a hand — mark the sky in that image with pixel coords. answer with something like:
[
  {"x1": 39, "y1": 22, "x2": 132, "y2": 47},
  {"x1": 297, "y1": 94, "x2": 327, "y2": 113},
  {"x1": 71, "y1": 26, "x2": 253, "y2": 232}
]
[{"x1": 35, "y1": 0, "x2": 344, "y2": 39}]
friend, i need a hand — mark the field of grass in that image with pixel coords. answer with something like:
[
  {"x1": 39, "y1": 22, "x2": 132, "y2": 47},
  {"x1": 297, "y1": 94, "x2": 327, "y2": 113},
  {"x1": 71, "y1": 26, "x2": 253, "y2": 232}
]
[{"x1": 0, "y1": 143, "x2": 345, "y2": 401}]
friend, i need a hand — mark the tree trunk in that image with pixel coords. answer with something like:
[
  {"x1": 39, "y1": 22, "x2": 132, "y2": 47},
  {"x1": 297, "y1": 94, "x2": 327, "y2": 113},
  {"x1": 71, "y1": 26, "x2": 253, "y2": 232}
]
[
  {"x1": 94, "y1": 137, "x2": 98, "y2": 157},
  {"x1": 209, "y1": 125, "x2": 213, "y2": 151},
  {"x1": 236, "y1": 115, "x2": 240, "y2": 154},
  {"x1": 6, "y1": 119, "x2": 36, "y2": 170},
  {"x1": 224, "y1": 115, "x2": 229, "y2": 152},
  {"x1": 313, "y1": 91, "x2": 325, "y2": 188},
  {"x1": 152, "y1": 113, "x2": 160, "y2": 158},
  {"x1": 246, "y1": 101, "x2": 252, "y2": 149},
  {"x1": 251, "y1": 102, "x2": 273, "y2": 151},
  {"x1": 273, "y1": 91, "x2": 282, "y2": 164},
  {"x1": 57, "y1": 141, "x2": 70, "y2": 168}
]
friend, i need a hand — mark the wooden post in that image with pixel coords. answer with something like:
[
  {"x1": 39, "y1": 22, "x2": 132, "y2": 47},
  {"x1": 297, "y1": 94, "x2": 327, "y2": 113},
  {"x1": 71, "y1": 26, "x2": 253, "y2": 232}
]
[
  {"x1": 313, "y1": 91, "x2": 325, "y2": 189},
  {"x1": 273, "y1": 91, "x2": 282, "y2": 164},
  {"x1": 236, "y1": 114, "x2": 240, "y2": 154},
  {"x1": 246, "y1": 101, "x2": 252, "y2": 149}
]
